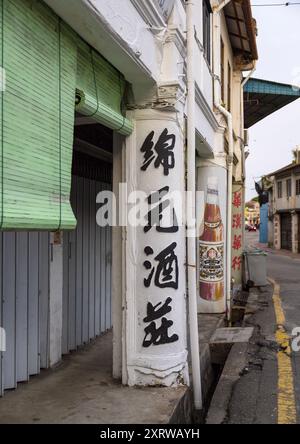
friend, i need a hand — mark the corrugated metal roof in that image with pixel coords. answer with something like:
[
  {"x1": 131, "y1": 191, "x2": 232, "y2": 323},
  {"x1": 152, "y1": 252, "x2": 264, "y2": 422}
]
[
  {"x1": 244, "y1": 78, "x2": 300, "y2": 128},
  {"x1": 245, "y1": 79, "x2": 300, "y2": 96}
]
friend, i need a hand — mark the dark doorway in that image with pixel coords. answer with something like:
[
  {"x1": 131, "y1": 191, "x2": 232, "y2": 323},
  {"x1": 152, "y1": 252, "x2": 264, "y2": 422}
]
[
  {"x1": 298, "y1": 213, "x2": 300, "y2": 254},
  {"x1": 281, "y1": 213, "x2": 292, "y2": 251}
]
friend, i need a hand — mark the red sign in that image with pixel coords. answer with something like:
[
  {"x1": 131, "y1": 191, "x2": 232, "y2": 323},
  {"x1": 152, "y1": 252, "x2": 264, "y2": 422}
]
[
  {"x1": 233, "y1": 192, "x2": 242, "y2": 209},
  {"x1": 232, "y1": 214, "x2": 242, "y2": 229},
  {"x1": 232, "y1": 256, "x2": 242, "y2": 271}
]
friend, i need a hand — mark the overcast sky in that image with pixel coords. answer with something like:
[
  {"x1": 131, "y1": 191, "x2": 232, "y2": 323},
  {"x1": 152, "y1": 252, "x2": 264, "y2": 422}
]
[{"x1": 245, "y1": 0, "x2": 300, "y2": 201}]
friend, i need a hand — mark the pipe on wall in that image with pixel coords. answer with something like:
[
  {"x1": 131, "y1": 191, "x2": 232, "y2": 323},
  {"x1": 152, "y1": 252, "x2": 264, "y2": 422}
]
[
  {"x1": 212, "y1": 6, "x2": 233, "y2": 322},
  {"x1": 241, "y1": 63, "x2": 256, "y2": 250},
  {"x1": 186, "y1": 0, "x2": 203, "y2": 411}
]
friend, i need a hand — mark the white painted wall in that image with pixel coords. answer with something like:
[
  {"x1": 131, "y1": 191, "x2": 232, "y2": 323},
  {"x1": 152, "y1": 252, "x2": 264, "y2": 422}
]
[
  {"x1": 193, "y1": 0, "x2": 213, "y2": 109},
  {"x1": 44, "y1": 0, "x2": 181, "y2": 102},
  {"x1": 274, "y1": 173, "x2": 300, "y2": 212}
]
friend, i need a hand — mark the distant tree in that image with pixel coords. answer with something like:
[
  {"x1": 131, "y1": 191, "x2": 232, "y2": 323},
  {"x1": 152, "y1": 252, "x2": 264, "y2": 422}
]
[
  {"x1": 292, "y1": 146, "x2": 300, "y2": 164},
  {"x1": 255, "y1": 182, "x2": 268, "y2": 206}
]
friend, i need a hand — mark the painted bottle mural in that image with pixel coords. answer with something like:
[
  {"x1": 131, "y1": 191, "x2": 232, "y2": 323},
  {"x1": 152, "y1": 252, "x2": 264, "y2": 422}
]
[{"x1": 199, "y1": 177, "x2": 224, "y2": 301}]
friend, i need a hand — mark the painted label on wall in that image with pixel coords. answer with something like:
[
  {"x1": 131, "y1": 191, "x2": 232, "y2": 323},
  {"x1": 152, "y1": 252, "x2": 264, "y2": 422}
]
[
  {"x1": 231, "y1": 184, "x2": 244, "y2": 286},
  {"x1": 197, "y1": 166, "x2": 227, "y2": 314},
  {"x1": 199, "y1": 177, "x2": 224, "y2": 301}
]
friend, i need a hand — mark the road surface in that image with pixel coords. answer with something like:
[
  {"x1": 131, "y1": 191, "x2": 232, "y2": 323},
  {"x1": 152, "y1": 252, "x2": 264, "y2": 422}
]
[{"x1": 227, "y1": 231, "x2": 300, "y2": 424}]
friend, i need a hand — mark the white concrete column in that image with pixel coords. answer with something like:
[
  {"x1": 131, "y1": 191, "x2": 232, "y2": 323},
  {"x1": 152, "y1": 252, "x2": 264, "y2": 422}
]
[
  {"x1": 124, "y1": 108, "x2": 189, "y2": 386},
  {"x1": 49, "y1": 231, "x2": 63, "y2": 367},
  {"x1": 112, "y1": 133, "x2": 125, "y2": 380}
]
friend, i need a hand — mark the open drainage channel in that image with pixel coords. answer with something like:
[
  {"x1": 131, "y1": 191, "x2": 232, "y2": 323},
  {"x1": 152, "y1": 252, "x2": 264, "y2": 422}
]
[
  {"x1": 200, "y1": 290, "x2": 252, "y2": 424},
  {"x1": 199, "y1": 362, "x2": 225, "y2": 423}
]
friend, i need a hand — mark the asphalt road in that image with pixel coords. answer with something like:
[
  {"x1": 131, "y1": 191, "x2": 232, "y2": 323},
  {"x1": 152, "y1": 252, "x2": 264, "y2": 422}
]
[{"x1": 227, "y1": 231, "x2": 300, "y2": 424}]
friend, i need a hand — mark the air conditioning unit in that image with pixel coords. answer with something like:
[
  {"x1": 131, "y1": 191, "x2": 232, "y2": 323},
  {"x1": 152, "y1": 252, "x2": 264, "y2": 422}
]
[{"x1": 244, "y1": 129, "x2": 249, "y2": 147}]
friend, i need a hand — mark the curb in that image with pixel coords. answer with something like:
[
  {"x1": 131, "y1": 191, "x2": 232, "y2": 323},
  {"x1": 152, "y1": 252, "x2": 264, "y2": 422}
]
[
  {"x1": 205, "y1": 289, "x2": 258, "y2": 424},
  {"x1": 205, "y1": 342, "x2": 249, "y2": 424}
]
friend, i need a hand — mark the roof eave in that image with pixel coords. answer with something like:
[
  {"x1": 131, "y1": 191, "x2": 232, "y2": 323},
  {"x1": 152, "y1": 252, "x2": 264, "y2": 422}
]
[
  {"x1": 224, "y1": 0, "x2": 258, "y2": 63},
  {"x1": 241, "y1": 0, "x2": 258, "y2": 61},
  {"x1": 266, "y1": 163, "x2": 297, "y2": 178}
]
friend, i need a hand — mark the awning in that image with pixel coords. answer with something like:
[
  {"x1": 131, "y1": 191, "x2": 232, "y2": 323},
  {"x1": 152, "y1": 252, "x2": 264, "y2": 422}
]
[{"x1": 244, "y1": 78, "x2": 300, "y2": 128}]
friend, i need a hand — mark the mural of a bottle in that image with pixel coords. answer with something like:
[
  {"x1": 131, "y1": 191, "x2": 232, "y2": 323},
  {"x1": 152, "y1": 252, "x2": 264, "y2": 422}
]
[{"x1": 199, "y1": 177, "x2": 224, "y2": 301}]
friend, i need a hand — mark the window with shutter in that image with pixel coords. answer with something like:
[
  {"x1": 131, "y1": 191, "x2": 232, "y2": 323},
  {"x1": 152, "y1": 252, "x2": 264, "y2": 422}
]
[
  {"x1": 277, "y1": 181, "x2": 282, "y2": 198},
  {"x1": 296, "y1": 179, "x2": 300, "y2": 196},
  {"x1": 286, "y1": 178, "x2": 292, "y2": 198},
  {"x1": 203, "y1": 0, "x2": 211, "y2": 65}
]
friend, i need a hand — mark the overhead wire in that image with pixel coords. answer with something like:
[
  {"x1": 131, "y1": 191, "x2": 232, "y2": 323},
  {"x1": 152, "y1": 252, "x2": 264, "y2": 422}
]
[{"x1": 252, "y1": 2, "x2": 300, "y2": 6}]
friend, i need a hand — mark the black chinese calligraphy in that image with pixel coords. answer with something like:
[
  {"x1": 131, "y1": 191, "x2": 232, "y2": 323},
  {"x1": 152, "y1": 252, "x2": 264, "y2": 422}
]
[
  {"x1": 140, "y1": 129, "x2": 179, "y2": 349},
  {"x1": 140, "y1": 129, "x2": 176, "y2": 176},
  {"x1": 143, "y1": 298, "x2": 179, "y2": 347},
  {"x1": 143, "y1": 242, "x2": 179, "y2": 289},
  {"x1": 144, "y1": 297, "x2": 173, "y2": 322},
  {"x1": 144, "y1": 186, "x2": 179, "y2": 233}
]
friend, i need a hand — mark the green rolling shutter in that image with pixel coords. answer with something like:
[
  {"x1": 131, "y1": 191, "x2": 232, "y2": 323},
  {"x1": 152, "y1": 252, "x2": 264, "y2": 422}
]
[
  {"x1": 75, "y1": 40, "x2": 133, "y2": 136},
  {"x1": 0, "y1": 0, "x2": 77, "y2": 230},
  {"x1": 0, "y1": 0, "x2": 132, "y2": 231}
]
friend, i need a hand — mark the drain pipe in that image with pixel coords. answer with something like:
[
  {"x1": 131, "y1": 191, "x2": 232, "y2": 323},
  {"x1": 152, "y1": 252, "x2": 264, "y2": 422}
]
[
  {"x1": 186, "y1": 0, "x2": 202, "y2": 410},
  {"x1": 241, "y1": 63, "x2": 256, "y2": 89},
  {"x1": 241, "y1": 62, "x2": 256, "y2": 254},
  {"x1": 216, "y1": 104, "x2": 233, "y2": 323},
  {"x1": 212, "y1": 4, "x2": 233, "y2": 322}
]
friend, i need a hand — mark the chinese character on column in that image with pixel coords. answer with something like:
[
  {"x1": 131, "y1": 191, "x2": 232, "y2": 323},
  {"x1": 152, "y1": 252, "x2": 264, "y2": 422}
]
[
  {"x1": 142, "y1": 297, "x2": 178, "y2": 347},
  {"x1": 143, "y1": 243, "x2": 179, "y2": 289},
  {"x1": 140, "y1": 129, "x2": 176, "y2": 176}
]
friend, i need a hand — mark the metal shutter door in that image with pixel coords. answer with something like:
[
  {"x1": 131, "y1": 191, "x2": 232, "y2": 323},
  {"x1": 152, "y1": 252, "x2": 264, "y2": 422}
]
[
  {"x1": 0, "y1": 231, "x2": 50, "y2": 396},
  {"x1": 298, "y1": 214, "x2": 300, "y2": 253},
  {"x1": 281, "y1": 213, "x2": 292, "y2": 251},
  {"x1": 62, "y1": 176, "x2": 112, "y2": 354}
]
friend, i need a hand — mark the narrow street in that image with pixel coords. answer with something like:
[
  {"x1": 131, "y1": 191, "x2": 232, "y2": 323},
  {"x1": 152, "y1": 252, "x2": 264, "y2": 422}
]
[
  {"x1": 226, "y1": 232, "x2": 300, "y2": 424},
  {"x1": 1, "y1": 0, "x2": 300, "y2": 430}
]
